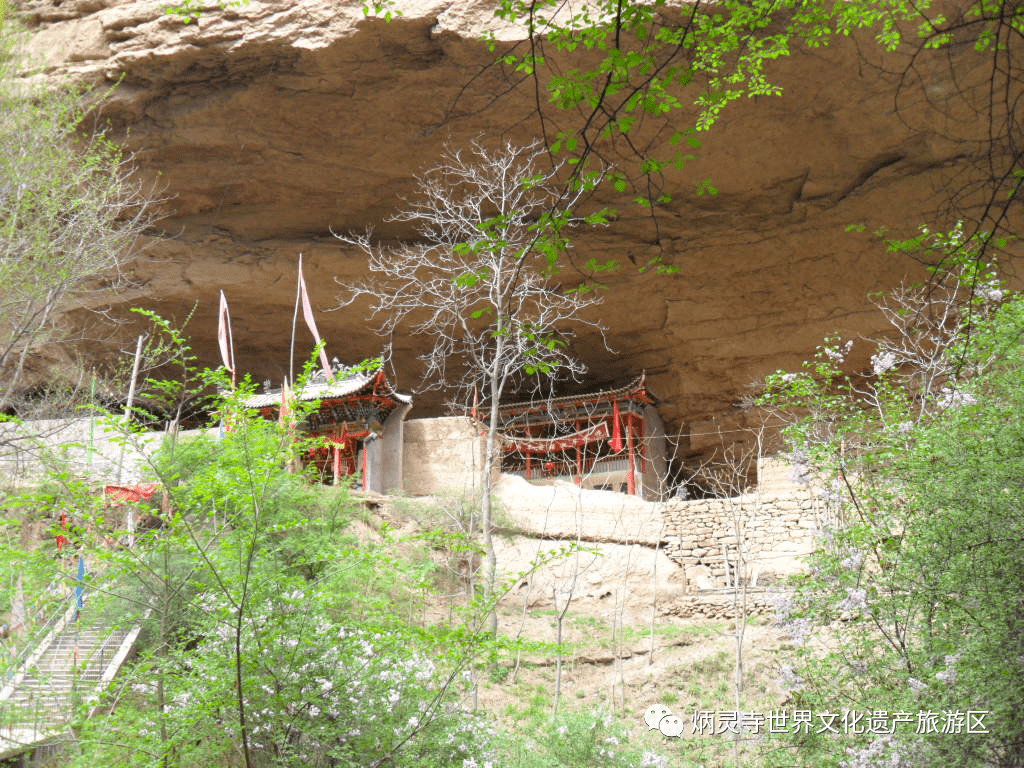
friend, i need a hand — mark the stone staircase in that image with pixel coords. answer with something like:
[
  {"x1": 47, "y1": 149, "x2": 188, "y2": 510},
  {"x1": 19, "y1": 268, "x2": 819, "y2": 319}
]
[{"x1": 0, "y1": 620, "x2": 137, "y2": 759}]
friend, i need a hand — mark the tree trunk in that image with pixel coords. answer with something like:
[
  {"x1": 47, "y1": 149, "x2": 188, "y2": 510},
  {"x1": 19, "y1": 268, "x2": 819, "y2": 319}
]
[{"x1": 480, "y1": 369, "x2": 500, "y2": 636}]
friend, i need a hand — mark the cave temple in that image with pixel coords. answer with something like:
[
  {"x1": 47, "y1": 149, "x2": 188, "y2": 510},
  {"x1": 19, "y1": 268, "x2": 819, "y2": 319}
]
[
  {"x1": 243, "y1": 362, "x2": 412, "y2": 493},
  {"x1": 496, "y1": 375, "x2": 668, "y2": 500}
]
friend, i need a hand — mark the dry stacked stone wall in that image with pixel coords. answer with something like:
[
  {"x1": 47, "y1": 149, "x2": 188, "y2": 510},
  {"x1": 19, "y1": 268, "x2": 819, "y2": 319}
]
[
  {"x1": 661, "y1": 487, "x2": 821, "y2": 593},
  {"x1": 658, "y1": 481, "x2": 821, "y2": 618},
  {"x1": 662, "y1": 591, "x2": 783, "y2": 620}
]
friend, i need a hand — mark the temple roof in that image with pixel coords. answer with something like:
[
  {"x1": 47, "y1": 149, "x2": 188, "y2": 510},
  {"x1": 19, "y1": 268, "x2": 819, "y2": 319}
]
[
  {"x1": 243, "y1": 366, "x2": 412, "y2": 409},
  {"x1": 496, "y1": 374, "x2": 656, "y2": 416}
]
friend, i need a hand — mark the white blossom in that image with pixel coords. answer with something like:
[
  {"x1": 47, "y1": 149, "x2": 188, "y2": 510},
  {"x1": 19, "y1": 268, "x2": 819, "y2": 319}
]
[
  {"x1": 639, "y1": 751, "x2": 670, "y2": 768},
  {"x1": 871, "y1": 350, "x2": 898, "y2": 375},
  {"x1": 838, "y1": 587, "x2": 871, "y2": 616},
  {"x1": 843, "y1": 734, "x2": 917, "y2": 768},
  {"x1": 825, "y1": 340, "x2": 854, "y2": 363},
  {"x1": 778, "y1": 663, "x2": 805, "y2": 692},
  {"x1": 937, "y1": 386, "x2": 977, "y2": 409},
  {"x1": 841, "y1": 550, "x2": 864, "y2": 570},
  {"x1": 981, "y1": 284, "x2": 1004, "y2": 302},
  {"x1": 786, "y1": 617, "x2": 814, "y2": 647}
]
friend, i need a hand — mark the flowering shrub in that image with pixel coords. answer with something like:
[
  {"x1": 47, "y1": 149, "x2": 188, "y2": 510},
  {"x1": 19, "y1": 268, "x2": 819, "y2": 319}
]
[
  {"x1": 759, "y1": 249, "x2": 1024, "y2": 767},
  {"x1": 501, "y1": 707, "x2": 670, "y2": 768},
  {"x1": 177, "y1": 592, "x2": 496, "y2": 768}
]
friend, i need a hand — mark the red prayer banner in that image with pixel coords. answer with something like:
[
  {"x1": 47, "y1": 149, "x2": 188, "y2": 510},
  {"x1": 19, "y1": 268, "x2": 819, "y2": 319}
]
[
  {"x1": 610, "y1": 399, "x2": 623, "y2": 452},
  {"x1": 503, "y1": 421, "x2": 610, "y2": 453}
]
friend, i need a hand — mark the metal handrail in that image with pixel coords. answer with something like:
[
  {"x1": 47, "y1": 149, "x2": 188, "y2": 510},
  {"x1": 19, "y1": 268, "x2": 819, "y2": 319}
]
[
  {"x1": 1, "y1": 591, "x2": 75, "y2": 683},
  {"x1": 0, "y1": 623, "x2": 129, "y2": 733},
  {"x1": 80, "y1": 625, "x2": 127, "y2": 679}
]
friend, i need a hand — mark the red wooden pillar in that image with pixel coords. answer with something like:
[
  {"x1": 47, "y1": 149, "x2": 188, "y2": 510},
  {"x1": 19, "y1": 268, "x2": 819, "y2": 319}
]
[
  {"x1": 362, "y1": 442, "x2": 368, "y2": 492},
  {"x1": 525, "y1": 451, "x2": 532, "y2": 480},
  {"x1": 626, "y1": 415, "x2": 637, "y2": 496},
  {"x1": 332, "y1": 443, "x2": 341, "y2": 486}
]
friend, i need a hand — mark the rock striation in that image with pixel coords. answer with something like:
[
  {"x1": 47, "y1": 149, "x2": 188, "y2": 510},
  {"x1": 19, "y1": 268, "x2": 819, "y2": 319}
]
[{"x1": 16, "y1": 0, "x2": 1015, "y2": 464}]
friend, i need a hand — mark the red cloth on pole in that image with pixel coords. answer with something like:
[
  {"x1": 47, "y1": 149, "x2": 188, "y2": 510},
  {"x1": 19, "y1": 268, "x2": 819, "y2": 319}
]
[
  {"x1": 104, "y1": 484, "x2": 159, "y2": 504},
  {"x1": 610, "y1": 399, "x2": 623, "y2": 452},
  {"x1": 626, "y1": 422, "x2": 636, "y2": 495},
  {"x1": 472, "y1": 384, "x2": 478, "y2": 420},
  {"x1": 279, "y1": 379, "x2": 292, "y2": 427}
]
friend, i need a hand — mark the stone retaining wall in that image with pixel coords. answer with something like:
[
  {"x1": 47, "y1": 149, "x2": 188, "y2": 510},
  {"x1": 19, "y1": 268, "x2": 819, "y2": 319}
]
[
  {"x1": 661, "y1": 590, "x2": 782, "y2": 620},
  {"x1": 493, "y1": 458, "x2": 823, "y2": 596},
  {"x1": 661, "y1": 459, "x2": 821, "y2": 589}
]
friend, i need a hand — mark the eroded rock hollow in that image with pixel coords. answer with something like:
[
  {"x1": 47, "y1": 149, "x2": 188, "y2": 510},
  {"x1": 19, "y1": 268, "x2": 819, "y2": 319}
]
[{"x1": 18, "y1": 0, "x2": 1012, "y2": 472}]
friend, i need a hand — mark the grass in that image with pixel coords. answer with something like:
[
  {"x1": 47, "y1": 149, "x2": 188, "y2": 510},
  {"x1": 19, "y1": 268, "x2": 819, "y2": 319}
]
[{"x1": 503, "y1": 682, "x2": 553, "y2": 723}]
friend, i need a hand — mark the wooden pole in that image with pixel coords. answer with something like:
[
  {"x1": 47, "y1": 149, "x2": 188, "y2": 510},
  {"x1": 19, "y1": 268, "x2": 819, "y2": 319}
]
[
  {"x1": 87, "y1": 370, "x2": 96, "y2": 466},
  {"x1": 115, "y1": 334, "x2": 145, "y2": 487},
  {"x1": 289, "y1": 253, "x2": 302, "y2": 386}
]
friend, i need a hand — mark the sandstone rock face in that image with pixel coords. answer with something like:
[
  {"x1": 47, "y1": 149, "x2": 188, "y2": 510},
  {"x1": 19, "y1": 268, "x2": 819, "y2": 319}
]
[{"x1": 17, "y1": 0, "x2": 1013, "y2": 468}]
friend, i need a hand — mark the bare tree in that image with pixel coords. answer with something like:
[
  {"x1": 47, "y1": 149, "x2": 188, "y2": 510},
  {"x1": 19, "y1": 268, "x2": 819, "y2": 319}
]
[
  {"x1": 0, "y1": 8, "x2": 155, "y2": 416},
  {"x1": 679, "y1": 419, "x2": 773, "y2": 765},
  {"x1": 336, "y1": 139, "x2": 607, "y2": 632}
]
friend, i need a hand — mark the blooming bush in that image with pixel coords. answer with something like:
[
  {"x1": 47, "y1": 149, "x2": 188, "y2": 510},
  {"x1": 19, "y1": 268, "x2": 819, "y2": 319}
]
[
  {"x1": 500, "y1": 707, "x2": 670, "y2": 768},
  {"x1": 759, "y1": 247, "x2": 1024, "y2": 767}
]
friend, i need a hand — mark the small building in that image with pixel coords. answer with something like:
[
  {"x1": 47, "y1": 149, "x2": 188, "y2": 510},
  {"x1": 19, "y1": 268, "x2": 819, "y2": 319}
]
[
  {"x1": 244, "y1": 363, "x2": 412, "y2": 493},
  {"x1": 495, "y1": 375, "x2": 668, "y2": 500}
]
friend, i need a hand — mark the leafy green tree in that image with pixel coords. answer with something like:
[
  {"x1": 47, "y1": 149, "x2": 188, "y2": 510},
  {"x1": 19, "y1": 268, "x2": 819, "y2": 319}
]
[
  {"x1": 69, "y1": 387, "x2": 509, "y2": 768},
  {"x1": 759, "y1": 236, "x2": 1024, "y2": 767},
  {"x1": 483, "y1": 0, "x2": 1024, "y2": 271},
  {"x1": 51, "y1": 324, "x2": 560, "y2": 768}
]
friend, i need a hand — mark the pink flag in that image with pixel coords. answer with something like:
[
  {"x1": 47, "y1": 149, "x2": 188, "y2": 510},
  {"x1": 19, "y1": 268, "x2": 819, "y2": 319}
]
[
  {"x1": 218, "y1": 290, "x2": 235, "y2": 378},
  {"x1": 298, "y1": 260, "x2": 333, "y2": 378},
  {"x1": 279, "y1": 378, "x2": 292, "y2": 428}
]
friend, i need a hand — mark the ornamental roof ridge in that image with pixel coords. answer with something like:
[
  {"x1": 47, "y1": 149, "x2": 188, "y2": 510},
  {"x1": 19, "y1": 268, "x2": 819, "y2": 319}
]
[
  {"x1": 495, "y1": 373, "x2": 656, "y2": 414},
  {"x1": 242, "y1": 362, "x2": 411, "y2": 409}
]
